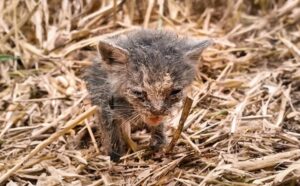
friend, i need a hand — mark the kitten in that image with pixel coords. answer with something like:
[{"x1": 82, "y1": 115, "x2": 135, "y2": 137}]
[{"x1": 84, "y1": 29, "x2": 212, "y2": 161}]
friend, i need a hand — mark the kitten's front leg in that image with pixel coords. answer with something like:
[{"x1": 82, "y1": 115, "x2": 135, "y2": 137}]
[
  {"x1": 149, "y1": 123, "x2": 166, "y2": 151},
  {"x1": 109, "y1": 119, "x2": 127, "y2": 161},
  {"x1": 100, "y1": 109, "x2": 126, "y2": 162},
  {"x1": 120, "y1": 121, "x2": 138, "y2": 152}
]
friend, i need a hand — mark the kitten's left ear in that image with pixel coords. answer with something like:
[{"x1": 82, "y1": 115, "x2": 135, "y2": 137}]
[
  {"x1": 184, "y1": 39, "x2": 213, "y2": 64},
  {"x1": 97, "y1": 40, "x2": 129, "y2": 65}
]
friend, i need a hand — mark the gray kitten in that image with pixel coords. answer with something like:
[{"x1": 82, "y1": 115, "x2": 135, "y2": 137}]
[{"x1": 84, "y1": 29, "x2": 211, "y2": 161}]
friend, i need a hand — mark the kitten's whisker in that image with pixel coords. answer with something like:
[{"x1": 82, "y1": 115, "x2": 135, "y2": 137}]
[
  {"x1": 113, "y1": 107, "x2": 135, "y2": 110},
  {"x1": 113, "y1": 108, "x2": 135, "y2": 111},
  {"x1": 122, "y1": 113, "x2": 141, "y2": 126}
]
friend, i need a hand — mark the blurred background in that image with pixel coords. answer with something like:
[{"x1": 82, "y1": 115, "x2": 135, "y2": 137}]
[{"x1": 0, "y1": 0, "x2": 300, "y2": 185}]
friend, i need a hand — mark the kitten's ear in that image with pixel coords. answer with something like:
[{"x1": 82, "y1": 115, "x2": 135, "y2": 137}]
[
  {"x1": 184, "y1": 39, "x2": 213, "y2": 64},
  {"x1": 97, "y1": 40, "x2": 129, "y2": 65}
]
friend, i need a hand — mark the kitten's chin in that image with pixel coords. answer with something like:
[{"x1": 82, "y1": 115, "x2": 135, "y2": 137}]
[{"x1": 143, "y1": 116, "x2": 164, "y2": 126}]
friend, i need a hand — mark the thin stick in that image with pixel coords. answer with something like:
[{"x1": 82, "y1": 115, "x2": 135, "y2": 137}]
[
  {"x1": 113, "y1": 0, "x2": 117, "y2": 26},
  {"x1": 165, "y1": 97, "x2": 193, "y2": 153},
  {"x1": 276, "y1": 87, "x2": 289, "y2": 127},
  {"x1": 232, "y1": 149, "x2": 300, "y2": 171},
  {"x1": 143, "y1": 0, "x2": 155, "y2": 28},
  {"x1": 85, "y1": 120, "x2": 100, "y2": 153},
  {"x1": 157, "y1": 0, "x2": 164, "y2": 29},
  {"x1": 181, "y1": 132, "x2": 201, "y2": 155},
  {"x1": 241, "y1": 115, "x2": 272, "y2": 120},
  {"x1": 0, "y1": 106, "x2": 98, "y2": 184}
]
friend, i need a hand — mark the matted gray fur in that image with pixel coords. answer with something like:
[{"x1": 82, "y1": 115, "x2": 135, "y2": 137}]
[{"x1": 84, "y1": 29, "x2": 212, "y2": 161}]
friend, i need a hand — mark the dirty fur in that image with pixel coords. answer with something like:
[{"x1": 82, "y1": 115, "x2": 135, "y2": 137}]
[{"x1": 84, "y1": 29, "x2": 212, "y2": 161}]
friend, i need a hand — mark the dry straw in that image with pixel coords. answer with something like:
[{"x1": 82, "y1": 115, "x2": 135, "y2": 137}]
[{"x1": 0, "y1": 0, "x2": 300, "y2": 185}]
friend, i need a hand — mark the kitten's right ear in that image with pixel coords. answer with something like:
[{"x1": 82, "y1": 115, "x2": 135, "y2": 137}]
[
  {"x1": 97, "y1": 40, "x2": 129, "y2": 65},
  {"x1": 184, "y1": 39, "x2": 213, "y2": 65}
]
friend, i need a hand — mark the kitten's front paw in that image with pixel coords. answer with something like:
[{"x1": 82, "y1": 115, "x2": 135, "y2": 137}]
[
  {"x1": 110, "y1": 150, "x2": 122, "y2": 162},
  {"x1": 149, "y1": 136, "x2": 166, "y2": 151},
  {"x1": 110, "y1": 139, "x2": 126, "y2": 162}
]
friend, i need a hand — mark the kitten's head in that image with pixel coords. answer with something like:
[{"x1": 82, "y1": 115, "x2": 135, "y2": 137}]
[{"x1": 97, "y1": 30, "x2": 212, "y2": 126}]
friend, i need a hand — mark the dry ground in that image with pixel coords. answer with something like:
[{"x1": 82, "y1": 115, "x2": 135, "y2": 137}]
[{"x1": 1, "y1": 0, "x2": 300, "y2": 185}]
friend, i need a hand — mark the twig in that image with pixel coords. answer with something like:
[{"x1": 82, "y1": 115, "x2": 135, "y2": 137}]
[
  {"x1": 113, "y1": 0, "x2": 117, "y2": 26},
  {"x1": 276, "y1": 87, "x2": 289, "y2": 127},
  {"x1": 143, "y1": 0, "x2": 155, "y2": 28},
  {"x1": 273, "y1": 160, "x2": 300, "y2": 184},
  {"x1": 157, "y1": 0, "x2": 164, "y2": 29},
  {"x1": 230, "y1": 97, "x2": 248, "y2": 133},
  {"x1": 87, "y1": 179, "x2": 104, "y2": 186},
  {"x1": 183, "y1": 109, "x2": 208, "y2": 131},
  {"x1": 241, "y1": 115, "x2": 272, "y2": 120},
  {"x1": 165, "y1": 97, "x2": 193, "y2": 153},
  {"x1": 78, "y1": 0, "x2": 123, "y2": 27},
  {"x1": 231, "y1": 149, "x2": 300, "y2": 171},
  {"x1": 280, "y1": 37, "x2": 300, "y2": 57},
  {"x1": 181, "y1": 132, "x2": 201, "y2": 155},
  {"x1": 85, "y1": 120, "x2": 100, "y2": 153},
  {"x1": 199, "y1": 160, "x2": 226, "y2": 186},
  {"x1": 15, "y1": 96, "x2": 67, "y2": 102}
]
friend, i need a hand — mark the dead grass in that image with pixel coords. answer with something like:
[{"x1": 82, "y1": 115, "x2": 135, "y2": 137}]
[{"x1": 0, "y1": 0, "x2": 300, "y2": 185}]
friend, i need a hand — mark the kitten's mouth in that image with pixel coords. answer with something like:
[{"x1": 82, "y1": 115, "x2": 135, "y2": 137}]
[{"x1": 144, "y1": 116, "x2": 164, "y2": 126}]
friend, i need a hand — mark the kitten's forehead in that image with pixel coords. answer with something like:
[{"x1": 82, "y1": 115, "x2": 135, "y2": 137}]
[{"x1": 141, "y1": 66, "x2": 173, "y2": 93}]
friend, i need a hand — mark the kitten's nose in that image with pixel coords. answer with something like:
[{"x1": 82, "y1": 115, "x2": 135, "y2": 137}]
[
  {"x1": 151, "y1": 109, "x2": 164, "y2": 115},
  {"x1": 150, "y1": 102, "x2": 165, "y2": 115}
]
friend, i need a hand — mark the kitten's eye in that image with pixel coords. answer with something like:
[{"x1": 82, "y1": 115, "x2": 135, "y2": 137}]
[
  {"x1": 170, "y1": 89, "x2": 182, "y2": 96},
  {"x1": 133, "y1": 90, "x2": 142, "y2": 96},
  {"x1": 132, "y1": 90, "x2": 146, "y2": 100}
]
